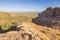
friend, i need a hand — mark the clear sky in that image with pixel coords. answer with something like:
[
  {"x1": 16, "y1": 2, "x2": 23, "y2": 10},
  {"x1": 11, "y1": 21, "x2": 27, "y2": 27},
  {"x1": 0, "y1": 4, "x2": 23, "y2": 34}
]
[{"x1": 0, "y1": 0, "x2": 60, "y2": 12}]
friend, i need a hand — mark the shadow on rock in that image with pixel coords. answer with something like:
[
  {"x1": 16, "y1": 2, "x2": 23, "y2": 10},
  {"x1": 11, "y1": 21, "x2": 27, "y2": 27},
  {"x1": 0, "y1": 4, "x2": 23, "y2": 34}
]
[
  {"x1": 0, "y1": 25, "x2": 21, "y2": 33},
  {"x1": 32, "y1": 7, "x2": 60, "y2": 28}
]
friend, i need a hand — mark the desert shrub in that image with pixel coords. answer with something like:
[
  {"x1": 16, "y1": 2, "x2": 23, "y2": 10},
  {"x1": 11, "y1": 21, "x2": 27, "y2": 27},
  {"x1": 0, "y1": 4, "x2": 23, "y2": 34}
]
[
  {"x1": 9, "y1": 22, "x2": 18, "y2": 31},
  {"x1": 56, "y1": 33, "x2": 60, "y2": 36},
  {"x1": 40, "y1": 30, "x2": 46, "y2": 33},
  {"x1": 2, "y1": 22, "x2": 11, "y2": 31},
  {"x1": 11, "y1": 22, "x2": 18, "y2": 26},
  {"x1": 0, "y1": 26, "x2": 2, "y2": 33}
]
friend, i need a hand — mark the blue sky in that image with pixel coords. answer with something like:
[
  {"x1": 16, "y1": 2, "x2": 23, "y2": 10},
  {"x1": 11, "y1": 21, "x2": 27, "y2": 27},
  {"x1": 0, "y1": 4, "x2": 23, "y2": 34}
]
[{"x1": 0, "y1": 0, "x2": 60, "y2": 12}]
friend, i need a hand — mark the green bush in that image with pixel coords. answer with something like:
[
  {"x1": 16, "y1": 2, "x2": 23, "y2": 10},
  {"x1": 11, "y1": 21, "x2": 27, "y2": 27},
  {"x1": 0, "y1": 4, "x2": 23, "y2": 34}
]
[{"x1": 2, "y1": 22, "x2": 11, "y2": 31}]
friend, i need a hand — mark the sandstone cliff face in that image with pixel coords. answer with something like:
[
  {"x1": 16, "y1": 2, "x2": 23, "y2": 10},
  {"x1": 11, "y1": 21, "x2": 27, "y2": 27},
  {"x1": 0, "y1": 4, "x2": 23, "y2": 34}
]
[{"x1": 33, "y1": 7, "x2": 60, "y2": 27}]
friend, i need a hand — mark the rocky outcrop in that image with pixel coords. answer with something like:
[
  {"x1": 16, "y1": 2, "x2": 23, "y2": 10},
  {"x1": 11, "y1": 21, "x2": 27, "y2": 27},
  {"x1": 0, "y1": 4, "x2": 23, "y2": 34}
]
[
  {"x1": 32, "y1": 7, "x2": 60, "y2": 27},
  {"x1": 0, "y1": 22, "x2": 50, "y2": 40},
  {"x1": 0, "y1": 22, "x2": 60, "y2": 40}
]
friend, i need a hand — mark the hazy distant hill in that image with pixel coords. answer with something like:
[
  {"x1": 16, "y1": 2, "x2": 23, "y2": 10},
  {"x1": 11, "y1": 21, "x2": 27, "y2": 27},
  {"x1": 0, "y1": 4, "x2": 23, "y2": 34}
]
[{"x1": 0, "y1": 12, "x2": 38, "y2": 25}]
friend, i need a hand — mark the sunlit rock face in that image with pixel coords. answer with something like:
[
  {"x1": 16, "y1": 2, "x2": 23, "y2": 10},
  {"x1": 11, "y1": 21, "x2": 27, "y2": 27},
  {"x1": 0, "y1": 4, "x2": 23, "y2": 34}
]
[{"x1": 32, "y1": 7, "x2": 60, "y2": 27}]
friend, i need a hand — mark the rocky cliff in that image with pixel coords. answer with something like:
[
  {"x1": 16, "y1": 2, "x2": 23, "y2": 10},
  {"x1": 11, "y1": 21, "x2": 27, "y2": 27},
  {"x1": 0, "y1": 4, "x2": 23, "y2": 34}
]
[{"x1": 33, "y1": 7, "x2": 60, "y2": 28}]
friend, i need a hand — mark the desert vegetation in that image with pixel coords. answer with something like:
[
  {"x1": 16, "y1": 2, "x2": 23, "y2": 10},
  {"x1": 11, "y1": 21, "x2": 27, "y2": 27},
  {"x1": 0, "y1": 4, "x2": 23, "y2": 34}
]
[
  {"x1": 0, "y1": 7, "x2": 60, "y2": 40},
  {"x1": 0, "y1": 12, "x2": 38, "y2": 33}
]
